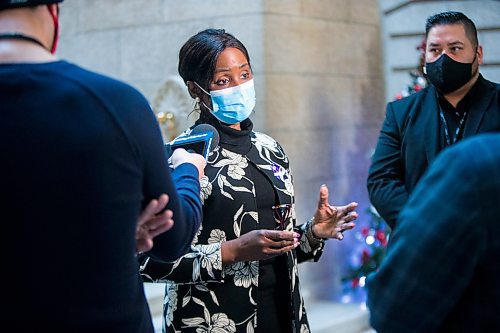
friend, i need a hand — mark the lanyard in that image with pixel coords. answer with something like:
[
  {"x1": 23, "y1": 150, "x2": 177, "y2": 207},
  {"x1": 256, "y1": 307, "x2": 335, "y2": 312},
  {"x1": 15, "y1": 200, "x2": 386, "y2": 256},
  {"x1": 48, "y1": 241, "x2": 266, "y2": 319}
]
[{"x1": 439, "y1": 107, "x2": 468, "y2": 147}]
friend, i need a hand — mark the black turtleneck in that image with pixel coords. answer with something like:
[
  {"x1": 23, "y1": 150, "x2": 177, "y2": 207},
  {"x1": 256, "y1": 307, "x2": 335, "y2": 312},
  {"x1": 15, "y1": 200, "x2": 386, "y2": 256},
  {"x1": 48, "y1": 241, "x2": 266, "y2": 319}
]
[{"x1": 196, "y1": 113, "x2": 253, "y2": 154}]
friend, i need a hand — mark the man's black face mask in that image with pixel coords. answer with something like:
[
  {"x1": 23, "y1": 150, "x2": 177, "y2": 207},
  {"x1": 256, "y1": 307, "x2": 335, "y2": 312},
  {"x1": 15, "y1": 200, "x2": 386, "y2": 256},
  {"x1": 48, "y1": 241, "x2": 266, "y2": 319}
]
[{"x1": 425, "y1": 53, "x2": 475, "y2": 94}]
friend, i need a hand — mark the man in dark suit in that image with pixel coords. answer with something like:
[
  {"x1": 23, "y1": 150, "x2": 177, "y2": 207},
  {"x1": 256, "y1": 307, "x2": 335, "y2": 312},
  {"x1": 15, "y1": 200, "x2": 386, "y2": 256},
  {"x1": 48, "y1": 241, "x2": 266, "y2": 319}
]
[
  {"x1": 367, "y1": 11, "x2": 500, "y2": 229},
  {"x1": 366, "y1": 132, "x2": 500, "y2": 332}
]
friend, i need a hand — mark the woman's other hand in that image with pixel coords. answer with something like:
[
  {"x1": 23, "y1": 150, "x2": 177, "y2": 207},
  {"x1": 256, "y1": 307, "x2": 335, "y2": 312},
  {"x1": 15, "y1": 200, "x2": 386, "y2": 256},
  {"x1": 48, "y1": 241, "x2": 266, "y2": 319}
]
[{"x1": 221, "y1": 230, "x2": 300, "y2": 265}]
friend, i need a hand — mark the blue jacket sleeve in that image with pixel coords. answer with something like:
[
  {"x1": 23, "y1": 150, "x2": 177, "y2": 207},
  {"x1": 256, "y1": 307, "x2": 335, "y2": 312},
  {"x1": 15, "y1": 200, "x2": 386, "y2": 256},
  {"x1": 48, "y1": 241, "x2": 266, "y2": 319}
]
[{"x1": 147, "y1": 163, "x2": 202, "y2": 261}]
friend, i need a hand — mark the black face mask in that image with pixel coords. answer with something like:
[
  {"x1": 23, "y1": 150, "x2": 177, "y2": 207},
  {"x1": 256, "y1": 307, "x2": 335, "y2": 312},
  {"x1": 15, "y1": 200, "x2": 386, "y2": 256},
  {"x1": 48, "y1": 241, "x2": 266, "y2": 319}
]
[{"x1": 425, "y1": 53, "x2": 474, "y2": 94}]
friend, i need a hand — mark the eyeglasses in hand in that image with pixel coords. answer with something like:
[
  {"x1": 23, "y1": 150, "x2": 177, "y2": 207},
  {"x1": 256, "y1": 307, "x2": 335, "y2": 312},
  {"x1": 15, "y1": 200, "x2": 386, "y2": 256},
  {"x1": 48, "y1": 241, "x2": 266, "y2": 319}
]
[{"x1": 272, "y1": 203, "x2": 292, "y2": 231}]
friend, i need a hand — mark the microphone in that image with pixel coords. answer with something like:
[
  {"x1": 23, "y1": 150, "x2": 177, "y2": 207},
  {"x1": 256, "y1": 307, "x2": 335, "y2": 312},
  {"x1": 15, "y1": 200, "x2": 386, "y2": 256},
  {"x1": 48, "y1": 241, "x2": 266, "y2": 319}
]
[{"x1": 165, "y1": 124, "x2": 220, "y2": 159}]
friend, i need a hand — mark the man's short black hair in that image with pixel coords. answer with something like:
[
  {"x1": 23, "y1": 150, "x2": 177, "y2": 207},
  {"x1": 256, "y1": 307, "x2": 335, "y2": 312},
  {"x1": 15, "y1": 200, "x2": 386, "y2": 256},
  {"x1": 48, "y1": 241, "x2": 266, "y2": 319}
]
[{"x1": 425, "y1": 11, "x2": 478, "y2": 48}]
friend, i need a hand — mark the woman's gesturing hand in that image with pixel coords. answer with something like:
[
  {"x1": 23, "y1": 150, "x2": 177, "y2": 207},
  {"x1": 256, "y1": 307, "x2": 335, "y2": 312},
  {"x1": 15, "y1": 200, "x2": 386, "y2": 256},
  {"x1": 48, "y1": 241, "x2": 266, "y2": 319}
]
[
  {"x1": 222, "y1": 230, "x2": 300, "y2": 265},
  {"x1": 311, "y1": 185, "x2": 358, "y2": 240}
]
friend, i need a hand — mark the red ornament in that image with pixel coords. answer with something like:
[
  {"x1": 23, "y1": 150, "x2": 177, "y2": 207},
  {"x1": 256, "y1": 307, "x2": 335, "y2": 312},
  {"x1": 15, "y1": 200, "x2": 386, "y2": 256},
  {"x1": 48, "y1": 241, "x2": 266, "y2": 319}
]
[
  {"x1": 414, "y1": 84, "x2": 422, "y2": 91},
  {"x1": 376, "y1": 231, "x2": 388, "y2": 246},
  {"x1": 351, "y1": 277, "x2": 359, "y2": 288},
  {"x1": 361, "y1": 227, "x2": 370, "y2": 237}
]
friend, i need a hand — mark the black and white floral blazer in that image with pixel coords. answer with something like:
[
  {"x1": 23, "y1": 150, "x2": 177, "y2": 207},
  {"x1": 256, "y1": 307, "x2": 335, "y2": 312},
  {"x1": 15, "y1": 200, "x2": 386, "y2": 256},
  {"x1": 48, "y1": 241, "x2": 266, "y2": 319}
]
[{"x1": 139, "y1": 128, "x2": 325, "y2": 333}]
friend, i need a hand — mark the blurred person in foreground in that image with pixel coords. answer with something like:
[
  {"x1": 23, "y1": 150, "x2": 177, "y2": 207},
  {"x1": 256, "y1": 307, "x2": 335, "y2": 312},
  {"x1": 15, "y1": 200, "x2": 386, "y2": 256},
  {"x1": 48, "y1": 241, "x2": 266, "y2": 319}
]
[
  {"x1": 367, "y1": 11, "x2": 500, "y2": 230},
  {"x1": 367, "y1": 132, "x2": 500, "y2": 332},
  {"x1": 0, "y1": 0, "x2": 205, "y2": 331},
  {"x1": 138, "y1": 28, "x2": 359, "y2": 333}
]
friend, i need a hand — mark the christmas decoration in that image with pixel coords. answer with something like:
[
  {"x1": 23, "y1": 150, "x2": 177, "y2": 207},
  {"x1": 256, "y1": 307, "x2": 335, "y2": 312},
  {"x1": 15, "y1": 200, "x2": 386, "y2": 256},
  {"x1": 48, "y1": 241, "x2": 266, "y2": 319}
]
[
  {"x1": 341, "y1": 205, "x2": 389, "y2": 303},
  {"x1": 394, "y1": 72, "x2": 428, "y2": 100},
  {"x1": 394, "y1": 38, "x2": 429, "y2": 100}
]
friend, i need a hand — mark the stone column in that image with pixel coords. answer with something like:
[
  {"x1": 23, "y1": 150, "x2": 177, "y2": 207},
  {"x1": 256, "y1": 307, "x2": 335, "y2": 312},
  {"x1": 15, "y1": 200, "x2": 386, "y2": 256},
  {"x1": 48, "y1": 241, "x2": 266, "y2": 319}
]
[{"x1": 259, "y1": 0, "x2": 384, "y2": 302}]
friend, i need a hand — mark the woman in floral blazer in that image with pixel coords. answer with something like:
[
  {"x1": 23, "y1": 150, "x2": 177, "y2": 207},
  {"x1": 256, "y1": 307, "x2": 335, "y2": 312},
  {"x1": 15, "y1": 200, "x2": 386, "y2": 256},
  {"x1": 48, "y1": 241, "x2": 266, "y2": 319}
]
[{"x1": 138, "y1": 29, "x2": 358, "y2": 333}]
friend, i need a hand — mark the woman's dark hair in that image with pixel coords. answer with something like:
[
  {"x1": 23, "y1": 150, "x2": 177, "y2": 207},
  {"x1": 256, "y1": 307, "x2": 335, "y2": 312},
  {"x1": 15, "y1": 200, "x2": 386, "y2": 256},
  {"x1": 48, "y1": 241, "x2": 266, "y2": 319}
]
[
  {"x1": 425, "y1": 11, "x2": 478, "y2": 48},
  {"x1": 178, "y1": 28, "x2": 251, "y2": 91}
]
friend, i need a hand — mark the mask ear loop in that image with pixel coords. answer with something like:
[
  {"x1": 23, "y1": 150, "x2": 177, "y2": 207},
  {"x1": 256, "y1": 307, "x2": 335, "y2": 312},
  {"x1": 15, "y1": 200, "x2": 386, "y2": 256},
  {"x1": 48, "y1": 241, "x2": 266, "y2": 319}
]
[
  {"x1": 471, "y1": 46, "x2": 478, "y2": 64},
  {"x1": 468, "y1": 46, "x2": 480, "y2": 79},
  {"x1": 192, "y1": 81, "x2": 210, "y2": 96},
  {"x1": 192, "y1": 81, "x2": 214, "y2": 112},
  {"x1": 190, "y1": 81, "x2": 236, "y2": 126},
  {"x1": 47, "y1": 4, "x2": 59, "y2": 54}
]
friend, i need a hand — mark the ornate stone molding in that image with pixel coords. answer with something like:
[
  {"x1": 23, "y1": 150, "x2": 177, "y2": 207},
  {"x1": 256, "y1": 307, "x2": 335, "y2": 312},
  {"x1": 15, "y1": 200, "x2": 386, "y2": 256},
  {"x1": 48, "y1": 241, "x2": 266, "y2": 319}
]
[{"x1": 152, "y1": 75, "x2": 196, "y2": 142}]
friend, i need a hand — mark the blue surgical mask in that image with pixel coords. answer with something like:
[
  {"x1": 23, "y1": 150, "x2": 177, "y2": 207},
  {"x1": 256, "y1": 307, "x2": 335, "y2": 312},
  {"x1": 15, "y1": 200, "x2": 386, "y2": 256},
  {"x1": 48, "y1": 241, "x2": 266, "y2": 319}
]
[{"x1": 194, "y1": 79, "x2": 256, "y2": 124}]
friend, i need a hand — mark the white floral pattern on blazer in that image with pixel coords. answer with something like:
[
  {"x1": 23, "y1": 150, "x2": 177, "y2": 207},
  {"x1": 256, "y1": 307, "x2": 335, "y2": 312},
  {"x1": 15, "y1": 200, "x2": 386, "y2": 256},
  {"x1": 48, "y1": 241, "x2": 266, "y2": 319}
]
[{"x1": 139, "y1": 130, "x2": 325, "y2": 333}]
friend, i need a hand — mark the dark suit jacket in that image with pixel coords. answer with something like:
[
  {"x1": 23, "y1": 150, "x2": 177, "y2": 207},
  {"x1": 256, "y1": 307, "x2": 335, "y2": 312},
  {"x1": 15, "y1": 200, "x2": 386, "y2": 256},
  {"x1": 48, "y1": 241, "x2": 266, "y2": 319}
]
[
  {"x1": 367, "y1": 75, "x2": 500, "y2": 228},
  {"x1": 367, "y1": 133, "x2": 500, "y2": 333}
]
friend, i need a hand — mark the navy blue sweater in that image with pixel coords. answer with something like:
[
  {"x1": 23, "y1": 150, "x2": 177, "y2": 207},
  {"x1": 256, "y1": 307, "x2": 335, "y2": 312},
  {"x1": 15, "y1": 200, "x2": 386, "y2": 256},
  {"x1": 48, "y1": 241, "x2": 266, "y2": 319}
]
[{"x1": 0, "y1": 60, "x2": 201, "y2": 332}]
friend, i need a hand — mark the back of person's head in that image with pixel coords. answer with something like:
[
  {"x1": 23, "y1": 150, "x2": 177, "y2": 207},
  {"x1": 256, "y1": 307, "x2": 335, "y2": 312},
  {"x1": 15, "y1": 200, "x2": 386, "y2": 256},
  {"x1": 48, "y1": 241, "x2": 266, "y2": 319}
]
[
  {"x1": 178, "y1": 28, "x2": 251, "y2": 91},
  {"x1": 0, "y1": 0, "x2": 63, "y2": 10},
  {"x1": 425, "y1": 11, "x2": 478, "y2": 48},
  {"x1": 0, "y1": 0, "x2": 64, "y2": 55}
]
